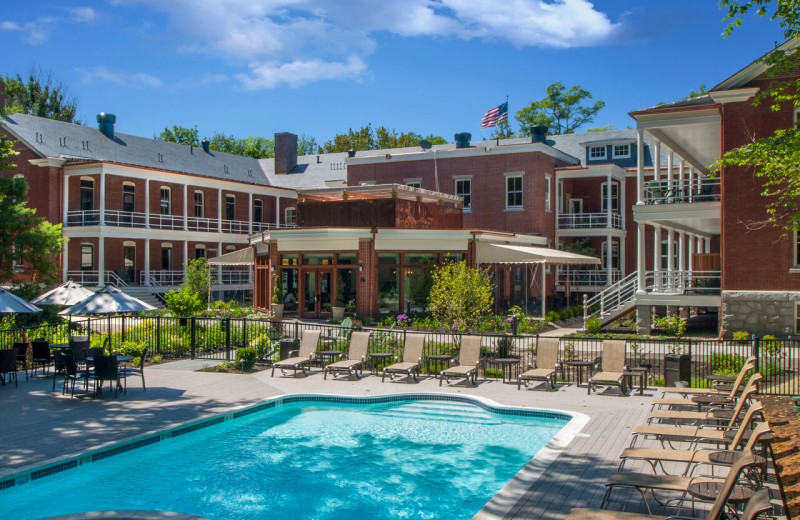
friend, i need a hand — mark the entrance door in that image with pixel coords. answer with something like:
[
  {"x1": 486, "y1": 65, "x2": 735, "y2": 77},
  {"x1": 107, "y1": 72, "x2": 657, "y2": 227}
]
[{"x1": 302, "y1": 268, "x2": 333, "y2": 318}]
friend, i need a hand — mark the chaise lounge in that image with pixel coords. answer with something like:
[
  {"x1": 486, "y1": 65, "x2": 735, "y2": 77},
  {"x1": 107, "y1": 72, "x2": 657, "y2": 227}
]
[
  {"x1": 440, "y1": 336, "x2": 482, "y2": 387},
  {"x1": 271, "y1": 330, "x2": 320, "y2": 377},
  {"x1": 382, "y1": 334, "x2": 424, "y2": 382},
  {"x1": 587, "y1": 340, "x2": 627, "y2": 395},
  {"x1": 518, "y1": 337, "x2": 560, "y2": 390},
  {"x1": 324, "y1": 331, "x2": 370, "y2": 380}
]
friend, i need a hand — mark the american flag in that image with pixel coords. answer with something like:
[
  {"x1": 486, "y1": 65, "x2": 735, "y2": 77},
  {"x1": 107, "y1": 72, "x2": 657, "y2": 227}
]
[{"x1": 481, "y1": 101, "x2": 508, "y2": 129}]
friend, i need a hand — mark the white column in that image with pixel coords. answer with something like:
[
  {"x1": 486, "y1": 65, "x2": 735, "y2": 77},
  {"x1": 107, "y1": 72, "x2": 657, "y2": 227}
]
[
  {"x1": 541, "y1": 264, "x2": 546, "y2": 319},
  {"x1": 62, "y1": 174, "x2": 70, "y2": 224},
  {"x1": 666, "y1": 228, "x2": 674, "y2": 289},
  {"x1": 704, "y1": 237, "x2": 711, "y2": 254},
  {"x1": 217, "y1": 190, "x2": 223, "y2": 232},
  {"x1": 99, "y1": 172, "x2": 106, "y2": 225},
  {"x1": 62, "y1": 241, "x2": 69, "y2": 283},
  {"x1": 606, "y1": 171, "x2": 613, "y2": 229},
  {"x1": 183, "y1": 184, "x2": 188, "y2": 231},
  {"x1": 145, "y1": 179, "x2": 151, "y2": 229},
  {"x1": 678, "y1": 231, "x2": 686, "y2": 272},
  {"x1": 217, "y1": 241, "x2": 223, "y2": 291},
  {"x1": 275, "y1": 196, "x2": 281, "y2": 226},
  {"x1": 637, "y1": 223, "x2": 646, "y2": 293},
  {"x1": 144, "y1": 238, "x2": 150, "y2": 286},
  {"x1": 98, "y1": 237, "x2": 105, "y2": 286},
  {"x1": 248, "y1": 193, "x2": 253, "y2": 234},
  {"x1": 679, "y1": 159, "x2": 686, "y2": 201},
  {"x1": 636, "y1": 130, "x2": 645, "y2": 204},
  {"x1": 183, "y1": 241, "x2": 189, "y2": 276},
  {"x1": 620, "y1": 176, "x2": 626, "y2": 229},
  {"x1": 688, "y1": 233, "x2": 695, "y2": 271},
  {"x1": 606, "y1": 234, "x2": 613, "y2": 285},
  {"x1": 666, "y1": 149, "x2": 673, "y2": 195},
  {"x1": 653, "y1": 140, "x2": 661, "y2": 181},
  {"x1": 652, "y1": 224, "x2": 662, "y2": 290},
  {"x1": 696, "y1": 169, "x2": 703, "y2": 197},
  {"x1": 619, "y1": 234, "x2": 626, "y2": 278}
]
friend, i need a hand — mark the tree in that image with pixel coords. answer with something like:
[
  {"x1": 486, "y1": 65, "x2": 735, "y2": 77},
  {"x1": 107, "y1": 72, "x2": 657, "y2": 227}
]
[
  {"x1": 156, "y1": 125, "x2": 199, "y2": 146},
  {"x1": 515, "y1": 82, "x2": 605, "y2": 135},
  {"x1": 711, "y1": 1, "x2": 800, "y2": 232},
  {"x1": 0, "y1": 139, "x2": 65, "y2": 282},
  {"x1": 686, "y1": 83, "x2": 709, "y2": 99},
  {"x1": 321, "y1": 124, "x2": 447, "y2": 153},
  {"x1": 1, "y1": 69, "x2": 79, "y2": 123},
  {"x1": 489, "y1": 121, "x2": 516, "y2": 139},
  {"x1": 163, "y1": 287, "x2": 206, "y2": 317},
  {"x1": 428, "y1": 261, "x2": 493, "y2": 332},
  {"x1": 184, "y1": 258, "x2": 210, "y2": 303},
  {"x1": 586, "y1": 124, "x2": 616, "y2": 133},
  {"x1": 297, "y1": 133, "x2": 319, "y2": 155}
]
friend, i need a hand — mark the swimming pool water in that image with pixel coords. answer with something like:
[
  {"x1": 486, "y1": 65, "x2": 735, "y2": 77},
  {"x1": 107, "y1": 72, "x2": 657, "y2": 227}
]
[{"x1": 3, "y1": 397, "x2": 569, "y2": 520}]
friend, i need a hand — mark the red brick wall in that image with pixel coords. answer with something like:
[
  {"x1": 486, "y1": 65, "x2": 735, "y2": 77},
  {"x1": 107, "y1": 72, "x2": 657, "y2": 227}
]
[
  {"x1": 357, "y1": 238, "x2": 375, "y2": 316},
  {"x1": 720, "y1": 76, "x2": 800, "y2": 291}
]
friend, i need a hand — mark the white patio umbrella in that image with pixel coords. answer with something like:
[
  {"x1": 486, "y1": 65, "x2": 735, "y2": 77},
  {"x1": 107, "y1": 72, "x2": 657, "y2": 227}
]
[
  {"x1": 0, "y1": 288, "x2": 42, "y2": 314},
  {"x1": 31, "y1": 280, "x2": 95, "y2": 307},
  {"x1": 59, "y1": 285, "x2": 156, "y2": 315}
]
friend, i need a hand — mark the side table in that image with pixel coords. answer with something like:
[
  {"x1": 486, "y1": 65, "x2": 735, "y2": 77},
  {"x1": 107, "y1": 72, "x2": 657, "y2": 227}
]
[
  {"x1": 369, "y1": 352, "x2": 394, "y2": 375},
  {"x1": 489, "y1": 358, "x2": 520, "y2": 383},
  {"x1": 426, "y1": 354, "x2": 454, "y2": 376},
  {"x1": 566, "y1": 360, "x2": 593, "y2": 386}
]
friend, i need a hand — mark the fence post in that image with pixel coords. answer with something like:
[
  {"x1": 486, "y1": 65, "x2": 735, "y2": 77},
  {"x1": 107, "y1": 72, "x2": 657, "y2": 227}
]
[
  {"x1": 121, "y1": 314, "x2": 126, "y2": 343},
  {"x1": 225, "y1": 317, "x2": 231, "y2": 361},
  {"x1": 242, "y1": 318, "x2": 248, "y2": 349},
  {"x1": 190, "y1": 317, "x2": 196, "y2": 360},
  {"x1": 687, "y1": 339, "x2": 693, "y2": 384},
  {"x1": 294, "y1": 321, "x2": 299, "y2": 340},
  {"x1": 752, "y1": 334, "x2": 760, "y2": 374}
]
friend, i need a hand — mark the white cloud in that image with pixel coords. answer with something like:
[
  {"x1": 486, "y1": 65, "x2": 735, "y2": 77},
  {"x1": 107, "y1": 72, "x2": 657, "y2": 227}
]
[
  {"x1": 0, "y1": 18, "x2": 53, "y2": 45},
  {"x1": 111, "y1": 0, "x2": 620, "y2": 88},
  {"x1": 79, "y1": 68, "x2": 163, "y2": 88},
  {"x1": 68, "y1": 7, "x2": 97, "y2": 23}
]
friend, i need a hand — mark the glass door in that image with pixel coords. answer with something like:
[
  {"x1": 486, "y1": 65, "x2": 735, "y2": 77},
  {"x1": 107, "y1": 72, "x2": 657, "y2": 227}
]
[
  {"x1": 303, "y1": 270, "x2": 316, "y2": 315},
  {"x1": 319, "y1": 270, "x2": 332, "y2": 315},
  {"x1": 301, "y1": 268, "x2": 333, "y2": 318}
]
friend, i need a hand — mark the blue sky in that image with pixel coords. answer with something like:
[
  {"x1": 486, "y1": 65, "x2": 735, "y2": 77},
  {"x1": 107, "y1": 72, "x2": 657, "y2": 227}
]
[{"x1": 0, "y1": 1, "x2": 784, "y2": 146}]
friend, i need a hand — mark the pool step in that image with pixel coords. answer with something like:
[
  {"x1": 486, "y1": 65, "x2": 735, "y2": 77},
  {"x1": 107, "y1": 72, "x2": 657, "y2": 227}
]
[{"x1": 372, "y1": 402, "x2": 500, "y2": 425}]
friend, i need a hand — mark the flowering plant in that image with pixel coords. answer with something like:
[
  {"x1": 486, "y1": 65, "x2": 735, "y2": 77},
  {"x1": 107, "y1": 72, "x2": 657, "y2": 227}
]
[{"x1": 396, "y1": 313, "x2": 411, "y2": 326}]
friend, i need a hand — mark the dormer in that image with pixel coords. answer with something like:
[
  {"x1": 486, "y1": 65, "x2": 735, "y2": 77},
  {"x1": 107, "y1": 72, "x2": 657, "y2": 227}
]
[{"x1": 580, "y1": 138, "x2": 640, "y2": 168}]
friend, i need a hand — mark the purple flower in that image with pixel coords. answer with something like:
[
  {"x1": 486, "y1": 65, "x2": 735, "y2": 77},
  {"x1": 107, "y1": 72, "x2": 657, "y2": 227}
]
[
  {"x1": 504, "y1": 317, "x2": 514, "y2": 323},
  {"x1": 396, "y1": 313, "x2": 410, "y2": 323}
]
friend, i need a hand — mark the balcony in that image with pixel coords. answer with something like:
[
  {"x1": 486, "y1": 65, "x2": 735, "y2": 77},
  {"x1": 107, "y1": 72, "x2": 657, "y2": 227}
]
[
  {"x1": 556, "y1": 269, "x2": 621, "y2": 287},
  {"x1": 65, "y1": 210, "x2": 296, "y2": 233},
  {"x1": 557, "y1": 212, "x2": 623, "y2": 230},
  {"x1": 644, "y1": 178, "x2": 720, "y2": 204}
]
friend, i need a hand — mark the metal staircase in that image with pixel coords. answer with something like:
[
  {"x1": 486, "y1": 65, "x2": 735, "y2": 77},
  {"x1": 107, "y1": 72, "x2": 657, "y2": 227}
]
[{"x1": 584, "y1": 271, "x2": 639, "y2": 327}]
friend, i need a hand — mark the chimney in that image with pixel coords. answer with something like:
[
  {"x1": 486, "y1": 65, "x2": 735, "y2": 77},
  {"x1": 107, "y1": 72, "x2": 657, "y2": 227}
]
[
  {"x1": 530, "y1": 125, "x2": 548, "y2": 143},
  {"x1": 454, "y1": 132, "x2": 471, "y2": 149},
  {"x1": 274, "y1": 132, "x2": 298, "y2": 174},
  {"x1": 201, "y1": 138, "x2": 210, "y2": 153},
  {"x1": 347, "y1": 150, "x2": 356, "y2": 158},
  {"x1": 97, "y1": 113, "x2": 116, "y2": 139}
]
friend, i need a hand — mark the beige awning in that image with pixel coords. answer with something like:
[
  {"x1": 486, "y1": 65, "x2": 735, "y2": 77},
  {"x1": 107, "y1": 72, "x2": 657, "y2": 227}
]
[
  {"x1": 477, "y1": 243, "x2": 601, "y2": 265},
  {"x1": 207, "y1": 247, "x2": 254, "y2": 266}
]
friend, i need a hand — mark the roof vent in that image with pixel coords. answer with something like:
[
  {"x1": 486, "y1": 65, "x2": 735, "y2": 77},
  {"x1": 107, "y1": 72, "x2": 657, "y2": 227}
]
[
  {"x1": 347, "y1": 150, "x2": 356, "y2": 158},
  {"x1": 97, "y1": 113, "x2": 116, "y2": 139},
  {"x1": 454, "y1": 132, "x2": 471, "y2": 149},
  {"x1": 530, "y1": 125, "x2": 548, "y2": 143},
  {"x1": 201, "y1": 138, "x2": 210, "y2": 153}
]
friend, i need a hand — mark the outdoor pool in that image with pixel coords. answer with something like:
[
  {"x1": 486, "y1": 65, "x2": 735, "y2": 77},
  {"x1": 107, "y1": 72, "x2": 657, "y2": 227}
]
[{"x1": 2, "y1": 395, "x2": 575, "y2": 520}]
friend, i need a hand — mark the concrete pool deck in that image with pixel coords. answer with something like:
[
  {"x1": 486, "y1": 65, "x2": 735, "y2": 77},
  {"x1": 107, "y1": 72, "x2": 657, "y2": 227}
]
[{"x1": 0, "y1": 362, "x2": 745, "y2": 519}]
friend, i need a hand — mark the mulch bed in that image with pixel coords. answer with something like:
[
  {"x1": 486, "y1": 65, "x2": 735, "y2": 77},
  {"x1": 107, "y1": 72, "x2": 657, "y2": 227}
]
[{"x1": 762, "y1": 396, "x2": 800, "y2": 519}]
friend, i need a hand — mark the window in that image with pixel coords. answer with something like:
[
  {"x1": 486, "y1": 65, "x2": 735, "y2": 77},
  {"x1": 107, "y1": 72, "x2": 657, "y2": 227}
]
[
  {"x1": 195, "y1": 245, "x2": 206, "y2": 259},
  {"x1": 161, "y1": 245, "x2": 172, "y2": 271},
  {"x1": 404, "y1": 178, "x2": 422, "y2": 188},
  {"x1": 589, "y1": 146, "x2": 606, "y2": 160},
  {"x1": 123, "y1": 242, "x2": 135, "y2": 282},
  {"x1": 545, "y1": 175, "x2": 552, "y2": 212},
  {"x1": 505, "y1": 174, "x2": 523, "y2": 209},
  {"x1": 160, "y1": 187, "x2": 171, "y2": 215},
  {"x1": 455, "y1": 177, "x2": 471, "y2": 210},
  {"x1": 80, "y1": 179, "x2": 94, "y2": 211},
  {"x1": 601, "y1": 182, "x2": 619, "y2": 212},
  {"x1": 557, "y1": 180, "x2": 564, "y2": 213},
  {"x1": 612, "y1": 144, "x2": 631, "y2": 158},
  {"x1": 226, "y1": 245, "x2": 236, "y2": 253},
  {"x1": 601, "y1": 241, "x2": 620, "y2": 269},
  {"x1": 285, "y1": 207, "x2": 296, "y2": 225},
  {"x1": 795, "y1": 108, "x2": 799, "y2": 125},
  {"x1": 253, "y1": 199, "x2": 263, "y2": 223},
  {"x1": 194, "y1": 191, "x2": 204, "y2": 218},
  {"x1": 225, "y1": 194, "x2": 235, "y2": 220},
  {"x1": 122, "y1": 183, "x2": 135, "y2": 213},
  {"x1": 80, "y1": 244, "x2": 94, "y2": 269}
]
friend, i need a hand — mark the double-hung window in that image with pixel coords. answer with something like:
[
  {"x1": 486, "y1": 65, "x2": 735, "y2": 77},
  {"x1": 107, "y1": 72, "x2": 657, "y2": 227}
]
[
  {"x1": 225, "y1": 195, "x2": 235, "y2": 220},
  {"x1": 253, "y1": 199, "x2": 263, "y2": 222},
  {"x1": 545, "y1": 175, "x2": 552, "y2": 212},
  {"x1": 194, "y1": 191, "x2": 204, "y2": 218},
  {"x1": 601, "y1": 182, "x2": 619, "y2": 212},
  {"x1": 285, "y1": 207, "x2": 296, "y2": 225},
  {"x1": 589, "y1": 146, "x2": 606, "y2": 160},
  {"x1": 505, "y1": 174, "x2": 523, "y2": 209},
  {"x1": 455, "y1": 177, "x2": 471, "y2": 210},
  {"x1": 612, "y1": 144, "x2": 631, "y2": 158},
  {"x1": 160, "y1": 187, "x2": 171, "y2": 215}
]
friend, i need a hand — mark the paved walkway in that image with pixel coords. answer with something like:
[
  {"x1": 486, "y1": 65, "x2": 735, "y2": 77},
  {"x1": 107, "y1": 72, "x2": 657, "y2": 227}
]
[{"x1": 0, "y1": 363, "x2": 715, "y2": 518}]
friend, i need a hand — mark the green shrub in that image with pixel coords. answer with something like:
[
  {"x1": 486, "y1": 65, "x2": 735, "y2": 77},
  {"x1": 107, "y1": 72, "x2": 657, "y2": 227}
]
[
  {"x1": 732, "y1": 331, "x2": 750, "y2": 341},
  {"x1": 117, "y1": 340, "x2": 145, "y2": 358},
  {"x1": 235, "y1": 347, "x2": 258, "y2": 371},
  {"x1": 710, "y1": 353, "x2": 746, "y2": 376},
  {"x1": 495, "y1": 336, "x2": 514, "y2": 357},
  {"x1": 164, "y1": 288, "x2": 206, "y2": 317},
  {"x1": 585, "y1": 316, "x2": 602, "y2": 335},
  {"x1": 652, "y1": 315, "x2": 687, "y2": 337},
  {"x1": 545, "y1": 311, "x2": 561, "y2": 323}
]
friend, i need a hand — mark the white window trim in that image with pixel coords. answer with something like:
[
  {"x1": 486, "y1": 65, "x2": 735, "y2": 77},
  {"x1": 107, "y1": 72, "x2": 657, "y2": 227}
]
[
  {"x1": 504, "y1": 172, "x2": 524, "y2": 211},
  {"x1": 601, "y1": 181, "x2": 619, "y2": 212},
  {"x1": 159, "y1": 186, "x2": 171, "y2": 214},
  {"x1": 794, "y1": 108, "x2": 799, "y2": 125},
  {"x1": 80, "y1": 243, "x2": 94, "y2": 269},
  {"x1": 404, "y1": 178, "x2": 422, "y2": 188},
  {"x1": 454, "y1": 176, "x2": 472, "y2": 212},
  {"x1": 793, "y1": 231, "x2": 800, "y2": 271},
  {"x1": 285, "y1": 206, "x2": 297, "y2": 225},
  {"x1": 545, "y1": 174, "x2": 552, "y2": 212},
  {"x1": 612, "y1": 144, "x2": 631, "y2": 159},
  {"x1": 557, "y1": 180, "x2": 564, "y2": 214},
  {"x1": 225, "y1": 194, "x2": 236, "y2": 220},
  {"x1": 568, "y1": 198, "x2": 583, "y2": 214},
  {"x1": 588, "y1": 146, "x2": 606, "y2": 160},
  {"x1": 253, "y1": 198, "x2": 263, "y2": 221},
  {"x1": 194, "y1": 190, "x2": 204, "y2": 218}
]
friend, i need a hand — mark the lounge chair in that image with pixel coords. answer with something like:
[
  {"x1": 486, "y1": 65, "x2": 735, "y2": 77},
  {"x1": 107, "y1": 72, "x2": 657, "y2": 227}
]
[
  {"x1": 619, "y1": 422, "x2": 772, "y2": 476},
  {"x1": 650, "y1": 373, "x2": 761, "y2": 411},
  {"x1": 660, "y1": 361, "x2": 755, "y2": 397},
  {"x1": 598, "y1": 452, "x2": 761, "y2": 515},
  {"x1": 629, "y1": 401, "x2": 763, "y2": 449},
  {"x1": 382, "y1": 334, "x2": 424, "y2": 382},
  {"x1": 440, "y1": 336, "x2": 482, "y2": 386},
  {"x1": 271, "y1": 330, "x2": 320, "y2": 377},
  {"x1": 587, "y1": 340, "x2": 627, "y2": 395},
  {"x1": 518, "y1": 337, "x2": 560, "y2": 390},
  {"x1": 646, "y1": 377, "x2": 759, "y2": 426},
  {"x1": 324, "y1": 331, "x2": 370, "y2": 380}
]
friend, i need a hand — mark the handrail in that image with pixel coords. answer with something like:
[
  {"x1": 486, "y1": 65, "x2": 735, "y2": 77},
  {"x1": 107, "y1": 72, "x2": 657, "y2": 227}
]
[
  {"x1": 556, "y1": 269, "x2": 621, "y2": 286},
  {"x1": 644, "y1": 178, "x2": 720, "y2": 204},
  {"x1": 557, "y1": 212, "x2": 623, "y2": 230},
  {"x1": 104, "y1": 271, "x2": 129, "y2": 288}
]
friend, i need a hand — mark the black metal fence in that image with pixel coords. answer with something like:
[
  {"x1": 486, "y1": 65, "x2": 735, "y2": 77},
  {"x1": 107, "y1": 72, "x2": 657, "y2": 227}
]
[{"x1": 1, "y1": 317, "x2": 797, "y2": 395}]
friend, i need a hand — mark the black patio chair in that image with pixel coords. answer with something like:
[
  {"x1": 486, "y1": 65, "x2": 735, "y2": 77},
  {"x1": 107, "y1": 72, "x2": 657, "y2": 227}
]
[
  {"x1": 121, "y1": 347, "x2": 148, "y2": 392},
  {"x1": 13, "y1": 342, "x2": 29, "y2": 380},
  {"x1": 90, "y1": 354, "x2": 122, "y2": 398},
  {"x1": 0, "y1": 348, "x2": 19, "y2": 387},
  {"x1": 60, "y1": 352, "x2": 90, "y2": 397},
  {"x1": 31, "y1": 339, "x2": 52, "y2": 376}
]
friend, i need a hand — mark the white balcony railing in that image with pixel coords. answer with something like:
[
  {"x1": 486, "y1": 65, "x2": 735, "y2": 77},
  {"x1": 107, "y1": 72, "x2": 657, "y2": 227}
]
[
  {"x1": 186, "y1": 216, "x2": 219, "y2": 232},
  {"x1": 557, "y1": 212, "x2": 623, "y2": 230},
  {"x1": 648, "y1": 270, "x2": 721, "y2": 294},
  {"x1": 644, "y1": 178, "x2": 720, "y2": 204},
  {"x1": 141, "y1": 270, "x2": 185, "y2": 287},
  {"x1": 557, "y1": 269, "x2": 621, "y2": 286},
  {"x1": 66, "y1": 270, "x2": 100, "y2": 286},
  {"x1": 64, "y1": 210, "x2": 290, "y2": 234},
  {"x1": 211, "y1": 270, "x2": 252, "y2": 285}
]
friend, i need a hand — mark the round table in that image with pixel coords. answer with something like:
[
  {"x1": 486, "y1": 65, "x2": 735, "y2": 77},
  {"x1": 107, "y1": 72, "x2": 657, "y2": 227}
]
[
  {"x1": 691, "y1": 394, "x2": 732, "y2": 410},
  {"x1": 426, "y1": 355, "x2": 453, "y2": 376},
  {"x1": 369, "y1": 352, "x2": 394, "y2": 374},
  {"x1": 687, "y1": 481, "x2": 754, "y2": 506},
  {"x1": 489, "y1": 358, "x2": 520, "y2": 383},
  {"x1": 566, "y1": 360, "x2": 594, "y2": 386}
]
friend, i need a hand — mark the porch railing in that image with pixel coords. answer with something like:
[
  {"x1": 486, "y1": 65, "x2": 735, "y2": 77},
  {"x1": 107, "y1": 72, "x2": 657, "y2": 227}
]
[
  {"x1": 557, "y1": 212, "x2": 623, "y2": 230},
  {"x1": 65, "y1": 210, "x2": 289, "y2": 234},
  {"x1": 644, "y1": 178, "x2": 721, "y2": 204},
  {"x1": 557, "y1": 269, "x2": 621, "y2": 287}
]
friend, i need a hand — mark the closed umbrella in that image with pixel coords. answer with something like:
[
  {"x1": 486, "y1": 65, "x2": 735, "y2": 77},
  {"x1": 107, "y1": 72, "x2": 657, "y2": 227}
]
[
  {"x1": 31, "y1": 280, "x2": 95, "y2": 307},
  {"x1": 0, "y1": 288, "x2": 42, "y2": 314},
  {"x1": 60, "y1": 285, "x2": 156, "y2": 315}
]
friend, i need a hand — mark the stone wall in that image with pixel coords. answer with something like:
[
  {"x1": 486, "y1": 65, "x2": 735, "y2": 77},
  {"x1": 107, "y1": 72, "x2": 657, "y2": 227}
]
[{"x1": 721, "y1": 291, "x2": 800, "y2": 337}]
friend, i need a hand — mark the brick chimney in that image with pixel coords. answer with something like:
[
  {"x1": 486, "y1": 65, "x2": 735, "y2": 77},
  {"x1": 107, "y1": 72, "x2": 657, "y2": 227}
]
[{"x1": 274, "y1": 132, "x2": 298, "y2": 174}]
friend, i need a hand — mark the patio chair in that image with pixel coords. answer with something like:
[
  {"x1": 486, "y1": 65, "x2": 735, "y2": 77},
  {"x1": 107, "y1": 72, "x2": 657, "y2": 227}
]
[
  {"x1": 646, "y1": 377, "x2": 759, "y2": 426},
  {"x1": 619, "y1": 422, "x2": 772, "y2": 476},
  {"x1": 629, "y1": 401, "x2": 763, "y2": 449},
  {"x1": 597, "y1": 452, "x2": 761, "y2": 516},
  {"x1": 0, "y1": 348, "x2": 19, "y2": 387},
  {"x1": 121, "y1": 347, "x2": 148, "y2": 391},
  {"x1": 518, "y1": 337, "x2": 560, "y2": 390},
  {"x1": 13, "y1": 342, "x2": 30, "y2": 380},
  {"x1": 440, "y1": 336, "x2": 482, "y2": 387},
  {"x1": 271, "y1": 330, "x2": 320, "y2": 377},
  {"x1": 90, "y1": 354, "x2": 122, "y2": 398},
  {"x1": 651, "y1": 373, "x2": 761, "y2": 411},
  {"x1": 646, "y1": 179, "x2": 668, "y2": 203},
  {"x1": 31, "y1": 339, "x2": 52, "y2": 376},
  {"x1": 60, "y1": 352, "x2": 91, "y2": 397},
  {"x1": 382, "y1": 334, "x2": 424, "y2": 382},
  {"x1": 587, "y1": 340, "x2": 627, "y2": 395},
  {"x1": 324, "y1": 331, "x2": 370, "y2": 380}
]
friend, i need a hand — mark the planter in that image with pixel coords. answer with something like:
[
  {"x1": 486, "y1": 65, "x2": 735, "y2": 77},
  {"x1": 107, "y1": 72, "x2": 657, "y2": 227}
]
[
  {"x1": 271, "y1": 303, "x2": 284, "y2": 320},
  {"x1": 331, "y1": 306, "x2": 345, "y2": 321}
]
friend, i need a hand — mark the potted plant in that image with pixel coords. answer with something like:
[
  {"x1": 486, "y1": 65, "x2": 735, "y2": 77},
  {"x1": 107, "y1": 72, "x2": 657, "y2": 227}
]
[
  {"x1": 331, "y1": 277, "x2": 346, "y2": 321},
  {"x1": 271, "y1": 274, "x2": 284, "y2": 320}
]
